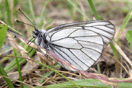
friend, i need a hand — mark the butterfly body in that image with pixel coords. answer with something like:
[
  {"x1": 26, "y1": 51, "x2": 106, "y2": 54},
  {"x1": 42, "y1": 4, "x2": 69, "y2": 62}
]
[{"x1": 33, "y1": 20, "x2": 115, "y2": 71}]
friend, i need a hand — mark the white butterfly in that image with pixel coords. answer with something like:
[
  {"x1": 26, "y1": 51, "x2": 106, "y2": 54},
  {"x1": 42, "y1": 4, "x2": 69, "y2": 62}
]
[{"x1": 33, "y1": 20, "x2": 115, "y2": 71}]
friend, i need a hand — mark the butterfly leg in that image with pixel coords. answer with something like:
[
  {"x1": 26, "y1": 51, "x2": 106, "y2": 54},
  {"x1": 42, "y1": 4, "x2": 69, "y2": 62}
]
[
  {"x1": 27, "y1": 38, "x2": 35, "y2": 54},
  {"x1": 28, "y1": 36, "x2": 42, "y2": 54},
  {"x1": 27, "y1": 37, "x2": 34, "y2": 45},
  {"x1": 81, "y1": 26, "x2": 85, "y2": 30}
]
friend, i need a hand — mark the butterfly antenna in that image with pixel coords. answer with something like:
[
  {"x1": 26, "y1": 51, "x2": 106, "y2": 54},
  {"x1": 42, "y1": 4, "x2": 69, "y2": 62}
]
[
  {"x1": 18, "y1": 9, "x2": 38, "y2": 31},
  {"x1": 16, "y1": 19, "x2": 36, "y2": 28}
]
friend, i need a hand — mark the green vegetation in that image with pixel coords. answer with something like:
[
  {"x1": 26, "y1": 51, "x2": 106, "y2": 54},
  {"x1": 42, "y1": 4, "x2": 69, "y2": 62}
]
[{"x1": 0, "y1": 0, "x2": 132, "y2": 88}]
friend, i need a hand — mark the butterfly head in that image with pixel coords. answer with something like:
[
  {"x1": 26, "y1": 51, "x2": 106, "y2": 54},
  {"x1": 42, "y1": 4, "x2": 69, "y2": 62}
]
[
  {"x1": 33, "y1": 29, "x2": 40, "y2": 38},
  {"x1": 32, "y1": 29, "x2": 48, "y2": 48},
  {"x1": 33, "y1": 29, "x2": 46, "y2": 38}
]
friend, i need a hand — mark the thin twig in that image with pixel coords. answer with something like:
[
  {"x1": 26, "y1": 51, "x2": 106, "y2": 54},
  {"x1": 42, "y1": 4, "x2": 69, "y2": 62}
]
[{"x1": 112, "y1": 41, "x2": 132, "y2": 67}]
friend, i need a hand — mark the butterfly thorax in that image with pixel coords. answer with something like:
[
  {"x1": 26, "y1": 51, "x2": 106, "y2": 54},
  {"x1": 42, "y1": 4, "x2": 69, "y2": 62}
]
[{"x1": 33, "y1": 29, "x2": 49, "y2": 49}]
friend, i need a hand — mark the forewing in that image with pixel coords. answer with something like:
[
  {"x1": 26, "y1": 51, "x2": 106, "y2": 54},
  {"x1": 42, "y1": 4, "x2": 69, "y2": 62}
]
[
  {"x1": 80, "y1": 21, "x2": 115, "y2": 47},
  {"x1": 46, "y1": 20, "x2": 115, "y2": 48}
]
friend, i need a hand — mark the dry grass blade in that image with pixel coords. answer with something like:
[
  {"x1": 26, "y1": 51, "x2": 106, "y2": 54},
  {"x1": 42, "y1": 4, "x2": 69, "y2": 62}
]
[
  {"x1": 7, "y1": 34, "x2": 27, "y2": 53},
  {"x1": 112, "y1": 41, "x2": 132, "y2": 67},
  {"x1": 77, "y1": 0, "x2": 87, "y2": 21},
  {"x1": 0, "y1": 48, "x2": 13, "y2": 56},
  {"x1": 7, "y1": 33, "x2": 33, "y2": 65},
  {"x1": 37, "y1": 52, "x2": 49, "y2": 64},
  {"x1": 104, "y1": 52, "x2": 130, "y2": 77},
  {"x1": 0, "y1": 75, "x2": 35, "y2": 88}
]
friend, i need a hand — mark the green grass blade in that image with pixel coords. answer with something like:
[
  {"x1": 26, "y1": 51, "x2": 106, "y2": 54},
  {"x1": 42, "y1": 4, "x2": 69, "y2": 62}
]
[
  {"x1": 126, "y1": 30, "x2": 132, "y2": 50},
  {"x1": 118, "y1": 82, "x2": 132, "y2": 88},
  {"x1": 0, "y1": 64, "x2": 15, "y2": 88},
  {"x1": 39, "y1": 0, "x2": 49, "y2": 29},
  {"x1": 4, "y1": 55, "x2": 26, "y2": 72},
  {"x1": 126, "y1": 30, "x2": 132, "y2": 43},
  {"x1": 13, "y1": 48, "x2": 24, "y2": 88},
  {"x1": 0, "y1": 25, "x2": 7, "y2": 48},
  {"x1": 44, "y1": 79, "x2": 111, "y2": 88},
  {"x1": 111, "y1": 0, "x2": 131, "y2": 2},
  {"x1": 97, "y1": 63, "x2": 101, "y2": 74},
  {"x1": 67, "y1": 0, "x2": 89, "y2": 20},
  {"x1": 5, "y1": 0, "x2": 12, "y2": 26},
  {"x1": 88, "y1": 0, "x2": 102, "y2": 20},
  {"x1": 110, "y1": 42, "x2": 119, "y2": 59},
  {"x1": 45, "y1": 79, "x2": 132, "y2": 88},
  {"x1": 28, "y1": 0, "x2": 36, "y2": 24},
  {"x1": 1, "y1": 21, "x2": 21, "y2": 35},
  {"x1": 116, "y1": 9, "x2": 132, "y2": 41}
]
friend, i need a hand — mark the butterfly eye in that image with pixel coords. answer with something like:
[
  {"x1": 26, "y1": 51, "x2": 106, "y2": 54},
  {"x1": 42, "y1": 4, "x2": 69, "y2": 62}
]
[
  {"x1": 33, "y1": 30, "x2": 39, "y2": 38},
  {"x1": 44, "y1": 39, "x2": 48, "y2": 44}
]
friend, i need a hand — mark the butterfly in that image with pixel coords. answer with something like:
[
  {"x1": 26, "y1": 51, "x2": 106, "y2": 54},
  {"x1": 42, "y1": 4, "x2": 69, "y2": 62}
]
[{"x1": 33, "y1": 20, "x2": 115, "y2": 71}]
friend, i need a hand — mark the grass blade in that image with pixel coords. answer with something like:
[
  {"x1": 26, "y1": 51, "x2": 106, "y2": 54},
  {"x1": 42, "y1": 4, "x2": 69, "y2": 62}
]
[
  {"x1": 88, "y1": 0, "x2": 102, "y2": 20},
  {"x1": 0, "y1": 25, "x2": 7, "y2": 48},
  {"x1": 116, "y1": 9, "x2": 132, "y2": 41},
  {"x1": 126, "y1": 30, "x2": 132, "y2": 50},
  {"x1": 13, "y1": 48, "x2": 24, "y2": 88},
  {"x1": 45, "y1": 79, "x2": 111, "y2": 88},
  {"x1": 28, "y1": 0, "x2": 36, "y2": 24},
  {"x1": 0, "y1": 64, "x2": 14, "y2": 88},
  {"x1": 5, "y1": 0, "x2": 12, "y2": 26},
  {"x1": 67, "y1": 0, "x2": 89, "y2": 20},
  {"x1": 39, "y1": 0, "x2": 49, "y2": 29}
]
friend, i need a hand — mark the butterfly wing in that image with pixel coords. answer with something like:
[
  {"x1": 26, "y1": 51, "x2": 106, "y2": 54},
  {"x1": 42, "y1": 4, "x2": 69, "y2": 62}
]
[
  {"x1": 45, "y1": 20, "x2": 115, "y2": 71},
  {"x1": 47, "y1": 20, "x2": 115, "y2": 48},
  {"x1": 81, "y1": 21, "x2": 115, "y2": 47}
]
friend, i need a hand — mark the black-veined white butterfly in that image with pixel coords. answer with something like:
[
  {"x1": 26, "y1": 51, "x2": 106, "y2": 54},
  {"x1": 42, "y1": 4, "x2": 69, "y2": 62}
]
[{"x1": 33, "y1": 20, "x2": 115, "y2": 71}]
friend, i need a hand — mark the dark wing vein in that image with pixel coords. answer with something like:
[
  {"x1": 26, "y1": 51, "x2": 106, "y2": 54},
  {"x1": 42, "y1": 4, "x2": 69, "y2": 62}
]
[
  {"x1": 48, "y1": 45, "x2": 66, "y2": 68},
  {"x1": 74, "y1": 39, "x2": 103, "y2": 46},
  {"x1": 80, "y1": 49, "x2": 96, "y2": 62},
  {"x1": 51, "y1": 46, "x2": 84, "y2": 70},
  {"x1": 90, "y1": 26, "x2": 114, "y2": 35},
  {"x1": 51, "y1": 35, "x2": 99, "y2": 42},
  {"x1": 69, "y1": 49, "x2": 91, "y2": 67}
]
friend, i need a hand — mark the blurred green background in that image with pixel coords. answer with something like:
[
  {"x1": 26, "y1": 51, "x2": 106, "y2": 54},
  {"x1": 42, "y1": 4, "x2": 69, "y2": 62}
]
[
  {"x1": 1, "y1": 0, "x2": 132, "y2": 37},
  {"x1": 0, "y1": 0, "x2": 132, "y2": 87}
]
